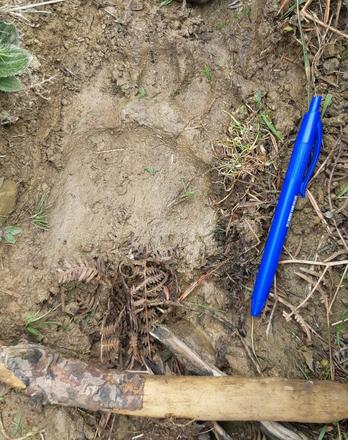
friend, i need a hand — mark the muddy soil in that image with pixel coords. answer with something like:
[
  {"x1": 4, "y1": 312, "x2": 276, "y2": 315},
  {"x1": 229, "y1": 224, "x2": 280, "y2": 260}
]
[{"x1": 0, "y1": 0, "x2": 347, "y2": 438}]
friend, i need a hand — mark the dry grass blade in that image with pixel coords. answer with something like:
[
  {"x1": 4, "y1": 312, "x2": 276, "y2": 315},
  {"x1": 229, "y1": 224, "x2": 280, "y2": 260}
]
[
  {"x1": 306, "y1": 189, "x2": 331, "y2": 234},
  {"x1": 0, "y1": 0, "x2": 65, "y2": 14},
  {"x1": 284, "y1": 266, "x2": 328, "y2": 320},
  {"x1": 0, "y1": 416, "x2": 44, "y2": 440}
]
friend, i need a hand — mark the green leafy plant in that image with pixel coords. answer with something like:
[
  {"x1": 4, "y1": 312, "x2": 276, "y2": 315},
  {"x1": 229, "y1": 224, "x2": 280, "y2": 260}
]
[
  {"x1": 136, "y1": 85, "x2": 148, "y2": 98},
  {"x1": 144, "y1": 166, "x2": 159, "y2": 176},
  {"x1": 203, "y1": 65, "x2": 212, "y2": 84},
  {"x1": 160, "y1": 0, "x2": 173, "y2": 7},
  {"x1": 254, "y1": 91, "x2": 284, "y2": 141},
  {"x1": 167, "y1": 179, "x2": 197, "y2": 208},
  {"x1": 321, "y1": 94, "x2": 333, "y2": 117},
  {"x1": 0, "y1": 225, "x2": 22, "y2": 244},
  {"x1": 317, "y1": 425, "x2": 327, "y2": 440},
  {"x1": 336, "y1": 183, "x2": 348, "y2": 199},
  {"x1": 335, "y1": 309, "x2": 348, "y2": 345},
  {"x1": 31, "y1": 193, "x2": 49, "y2": 230},
  {"x1": 11, "y1": 414, "x2": 22, "y2": 437},
  {"x1": 25, "y1": 309, "x2": 59, "y2": 340},
  {"x1": 0, "y1": 21, "x2": 32, "y2": 92}
]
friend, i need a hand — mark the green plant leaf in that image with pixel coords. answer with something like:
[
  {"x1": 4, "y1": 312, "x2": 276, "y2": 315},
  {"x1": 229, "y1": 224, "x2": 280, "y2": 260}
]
[
  {"x1": 203, "y1": 65, "x2": 212, "y2": 84},
  {"x1": 0, "y1": 45, "x2": 31, "y2": 78},
  {"x1": 0, "y1": 22, "x2": 18, "y2": 46},
  {"x1": 318, "y1": 425, "x2": 327, "y2": 440},
  {"x1": 0, "y1": 76, "x2": 22, "y2": 92},
  {"x1": 136, "y1": 85, "x2": 147, "y2": 98},
  {"x1": 260, "y1": 112, "x2": 284, "y2": 141},
  {"x1": 4, "y1": 226, "x2": 22, "y2": 236},
  {"x1": 321, "y1": 94, "x2": 333, "y2": 118},
  {"x1": 3, "y1": 233, "x2": 16, "y2": 244},
  {"x1": 160, "y1": 0, "x2": 173, "y2": 6},
  {"x1": 144, "y1": 166, "x2": 159, "y2": 176},
  {"x1": 255, "y1": 90, "x2": 262, "y2": 108},
  {"x1": 26, "y1": 326, "x2": 42, "y2": 338}
]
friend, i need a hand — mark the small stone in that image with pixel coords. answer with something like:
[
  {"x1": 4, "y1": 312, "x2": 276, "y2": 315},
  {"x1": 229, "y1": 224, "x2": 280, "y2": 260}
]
[
  {"x1": 323, "y1": 43, "x2": 340, "y2": 58},
  {"x1": 323, "y1": 58, "x2": 340, "y2": 72},
  {"x1": 65, "y1": 302, "x2": 80, "y2": 316},
  {"x1": 324, "y1": 210, "x2": 334, "y2": 219},
  {"x1": 0, "y1": 180, "x2": 17, "y2": 219},
  {"x1": 295, "y1": 197, "x2": 308, "y2": 211}
]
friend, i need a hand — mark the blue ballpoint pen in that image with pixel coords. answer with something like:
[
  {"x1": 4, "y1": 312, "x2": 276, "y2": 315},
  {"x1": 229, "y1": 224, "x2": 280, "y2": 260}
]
[{"x1": 250, "y1": 96, "x2": 323, "y2": 317}]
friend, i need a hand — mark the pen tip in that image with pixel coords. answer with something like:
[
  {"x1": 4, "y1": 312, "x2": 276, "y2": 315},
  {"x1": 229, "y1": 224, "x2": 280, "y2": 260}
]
[{"x1": 309, "y1": 96, "x2": 322, "y2": 113}]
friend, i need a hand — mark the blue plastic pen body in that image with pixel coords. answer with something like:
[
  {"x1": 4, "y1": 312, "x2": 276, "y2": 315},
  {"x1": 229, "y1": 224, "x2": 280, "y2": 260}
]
[{"x1": 250, "y1": 97, "x2": 322, "y2": 317}]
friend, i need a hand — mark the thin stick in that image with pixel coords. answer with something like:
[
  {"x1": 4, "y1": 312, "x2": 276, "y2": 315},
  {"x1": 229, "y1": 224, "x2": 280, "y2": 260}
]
[
  {"x1": 297, "y1": 0, "x2": 311, "y2": 99},
  {"x1": 280, "y1": 259, "x2": 348, "y2": 267},
  {"x1": 178, "y1": 259, "x2": 229, "y2": 302},
  {"x1": 324, "y1": 0, "x2": 330, "y2": 24},
  {"x1": 332, "y1": 317, "x2": 348, "y2": 327},
  {"x1": 328, "y1": 265, "x2": 348, "y2": 314},
  {"x1": 306, "y1": 189, "x2": 331, "y2": 234},
  {"x1": 238, "y1": 332, "x2": 263, "y2": 376},
  {"x1": 266, "y1": 276, "x2": 278, "y2": 337},
  {"x1": 301, "y1": 0, "x2": 348, "y2": 39}
]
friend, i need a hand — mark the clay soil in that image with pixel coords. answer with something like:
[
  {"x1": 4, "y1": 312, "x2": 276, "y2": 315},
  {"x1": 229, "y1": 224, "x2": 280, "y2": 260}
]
[{"x1": 0, "y1": 0, "x2": 347, "y2": 438}]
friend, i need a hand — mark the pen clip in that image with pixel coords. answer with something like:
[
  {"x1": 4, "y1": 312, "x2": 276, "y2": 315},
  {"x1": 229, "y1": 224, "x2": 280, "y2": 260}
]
[{"x1": 299, "y1": 121, "x2": 322, "y2": 198}]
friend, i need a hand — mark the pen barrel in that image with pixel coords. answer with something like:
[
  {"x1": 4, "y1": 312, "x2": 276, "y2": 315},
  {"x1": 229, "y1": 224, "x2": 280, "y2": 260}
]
[{"x1": 251, "y1": 99, "x2": 322, "y2": 317}]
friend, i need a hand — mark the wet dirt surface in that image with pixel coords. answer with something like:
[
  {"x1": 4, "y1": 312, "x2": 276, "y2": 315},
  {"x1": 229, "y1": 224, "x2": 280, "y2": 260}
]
[{"x1": 0, "y1": 0, "x2": 347, "y2": 438}]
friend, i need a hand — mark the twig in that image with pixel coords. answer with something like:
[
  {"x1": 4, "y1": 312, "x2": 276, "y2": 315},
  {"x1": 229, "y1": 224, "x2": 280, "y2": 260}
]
[
  {"x1": 143, "y1": 261, "x2": 151, "y2": 358},
  {"x1": 297, "y1": 0, "x2": 310, "y2": 99},
  {"x1": 301, "y1": 0, "x2": 348, "y2": 39},
  {"x1": 266, "y1": 276, "x2": 278, "y2": 337},
  {"x1": 328, "y1": 265, "x2": 348, "y2": 314},
  {"x1": 306, "y1": 189, "x2": 331, "y2": 234},
  {"x1": 332, "y1": 317, "x2": 348, "y2": 327},
  {"x1": 323, "y1": 0, "x2": 330, "y2": 24},
  {"x1": 280, "y1": 259, "x2": 348, "y2": 267},
  {"x1": 328, "y1": 147, "x2": 348, "y2": 251},
  {"x1": 178, "y1": 259, "x2": 229, "y2": 302},
  {"x1": 238, "y1": 333, "x2": 263, "y2": 376}
]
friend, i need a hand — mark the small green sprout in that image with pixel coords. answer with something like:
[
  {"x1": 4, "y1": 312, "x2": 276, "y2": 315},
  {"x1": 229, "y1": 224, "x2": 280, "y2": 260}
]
[
  {"x1": 167, "y1": 179, "x2": 197, "y2": 208},
  {"x1": 31, "y1": 193, "x2": 49, "y2": 230},
  {"x1": 203, "y1": 65, "x2": 212, "y2": 84},
  {"x1": 136, "y1": 86, "x2": 148, "y2": 98},
  {"x1": 160, "y1": 0, "x2": 173, "y2": 7},
  {"x1": 0, "y1": 225, "x2": 22, "y2": 244},
  {"x1": 25, "y1": 309, "x2": 59, "y2": 340},
  {"x1": 321, "y1": 94, "x2": 333, "y2": 118},
  {"x1": 144, "y1": 166, "x2": 159, "y2": 176}
]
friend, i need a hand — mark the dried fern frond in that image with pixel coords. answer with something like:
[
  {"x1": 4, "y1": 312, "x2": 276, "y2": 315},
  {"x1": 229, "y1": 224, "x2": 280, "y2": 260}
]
[
  {"x1": 100, "y1": 338, "x2": 120, "y2": 363},
  {"x1": 334, "y1": 346, "x2": 348, "y2": 366},
  {"x1": 58, "y1": 261, "x2": 99, "y2": 284},
  {"x1": 101, "y1": 322, "x2": 118, "y2": 339}
]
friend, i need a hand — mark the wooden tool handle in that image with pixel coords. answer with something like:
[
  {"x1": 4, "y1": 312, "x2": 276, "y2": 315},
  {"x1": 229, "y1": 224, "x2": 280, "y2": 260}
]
[
  {"x1": 0, "y1": 344, "x2": 347, "y2": 423},
  {"x1": 120, "y1": 375, "x2": 348, "y2": 422}
]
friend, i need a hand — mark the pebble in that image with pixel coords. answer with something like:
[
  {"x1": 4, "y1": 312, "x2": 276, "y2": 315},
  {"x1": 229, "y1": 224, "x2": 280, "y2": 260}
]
[
  {"x1": 0, "y1": 180, "x2": 17, "y2": 219},
  {"x1": 323, "y1": 58, "x2": 340, "y2": 72},
  {"x1": 323, "y1": 43, "x2": 340, "y2": 58}
]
